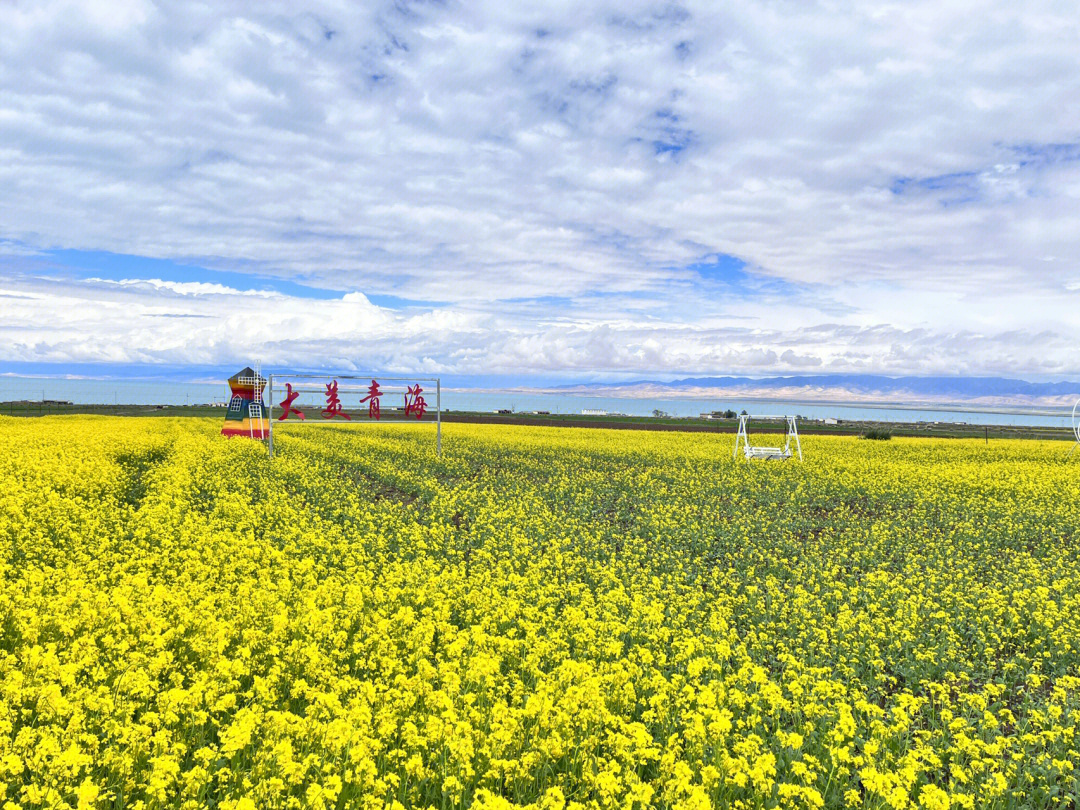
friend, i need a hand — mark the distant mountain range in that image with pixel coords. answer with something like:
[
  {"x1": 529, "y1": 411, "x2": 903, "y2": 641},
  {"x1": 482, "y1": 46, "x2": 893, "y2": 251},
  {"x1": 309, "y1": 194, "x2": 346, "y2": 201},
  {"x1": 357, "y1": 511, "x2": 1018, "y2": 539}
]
[{"x1": 543, "y1": 375, "x2": 1080, "y2": 409}]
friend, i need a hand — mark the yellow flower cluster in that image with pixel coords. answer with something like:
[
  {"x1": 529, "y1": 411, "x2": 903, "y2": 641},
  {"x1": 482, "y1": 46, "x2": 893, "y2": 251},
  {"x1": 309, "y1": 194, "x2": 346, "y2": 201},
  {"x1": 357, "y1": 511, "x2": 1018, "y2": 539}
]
[{"x1": 0, "y1": 416, "x2": 1078, "y2": 809}]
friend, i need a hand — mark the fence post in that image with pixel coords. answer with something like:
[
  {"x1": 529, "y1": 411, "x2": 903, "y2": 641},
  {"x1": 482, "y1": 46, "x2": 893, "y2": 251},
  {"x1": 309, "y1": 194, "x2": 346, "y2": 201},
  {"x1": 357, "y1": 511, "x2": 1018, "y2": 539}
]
[{"x1": 268, "y1": 375, "x2": 274, "y2": 459}]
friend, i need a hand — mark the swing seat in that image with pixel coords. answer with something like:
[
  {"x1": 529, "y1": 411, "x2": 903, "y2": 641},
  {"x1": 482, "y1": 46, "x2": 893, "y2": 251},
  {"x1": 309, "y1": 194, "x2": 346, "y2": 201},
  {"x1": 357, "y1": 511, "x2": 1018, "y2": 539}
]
[{"x1": 744, "y1": 446, "x2": 791, "y2": 460}]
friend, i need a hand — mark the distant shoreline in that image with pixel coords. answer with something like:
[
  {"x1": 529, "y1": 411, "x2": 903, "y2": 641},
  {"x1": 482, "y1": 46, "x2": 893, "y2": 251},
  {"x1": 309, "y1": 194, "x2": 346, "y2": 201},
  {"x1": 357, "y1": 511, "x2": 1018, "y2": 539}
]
[
  {"x1": 447, "y1": 388, "x2": 1075, "y2": 418},
  {"x1": 1, "y1": 402, "x2": 1076, "y2": 443},
  {"x1": 2, "y1": 374, "x2": 1076, "y2": 427}
]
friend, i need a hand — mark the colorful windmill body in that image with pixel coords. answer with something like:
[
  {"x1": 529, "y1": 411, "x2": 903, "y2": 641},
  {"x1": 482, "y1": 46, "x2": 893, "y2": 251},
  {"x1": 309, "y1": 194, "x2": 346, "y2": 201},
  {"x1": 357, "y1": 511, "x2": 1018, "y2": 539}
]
[{"x1": 222, "y1": 366, "x2": 269, "y2": 439}]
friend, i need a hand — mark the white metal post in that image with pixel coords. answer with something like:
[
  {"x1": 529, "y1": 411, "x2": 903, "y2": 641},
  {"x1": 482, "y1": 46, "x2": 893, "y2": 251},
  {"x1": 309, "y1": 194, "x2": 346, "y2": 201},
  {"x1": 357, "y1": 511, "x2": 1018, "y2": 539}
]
[
  {"x1": 787, "y1": 416, "x2": 802, "y2": 461},
  {"x1": 268, "y1": 375, "x2": 274, "y2": 459},
  {"x1": 1070, "y1": 398, "x2": 1080, "y2": 457},
  {"x1": 734, "y1": 414, "x2": 749, "y2": 460},
  {"x1": 436, "y1": 379, "x2": 442, "y2": 457}
]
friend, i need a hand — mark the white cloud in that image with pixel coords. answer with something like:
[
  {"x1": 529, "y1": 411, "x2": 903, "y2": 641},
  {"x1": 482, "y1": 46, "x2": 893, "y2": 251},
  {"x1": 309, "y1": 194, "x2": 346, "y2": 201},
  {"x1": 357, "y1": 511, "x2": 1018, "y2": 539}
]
[
  {"x1": 1, "y1": 0, "x2": 1079, "y2": 375},
  {"x1": 87, "y1": 278, "x2": 282, "y2": 297},
  {"x1": 1, "y1": 273, "x2": 1077, "y2": 377}
]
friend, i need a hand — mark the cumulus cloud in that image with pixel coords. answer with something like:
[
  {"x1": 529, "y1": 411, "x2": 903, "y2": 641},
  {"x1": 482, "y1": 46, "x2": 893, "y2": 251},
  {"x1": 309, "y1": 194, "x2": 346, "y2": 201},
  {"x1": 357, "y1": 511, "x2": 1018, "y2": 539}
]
[
  {"x1": 1, "y1": 0, "x2": 1078, "y2": 376},
  {"x1": 87, "y1": 278, "x2": 282, "y2": 297}
]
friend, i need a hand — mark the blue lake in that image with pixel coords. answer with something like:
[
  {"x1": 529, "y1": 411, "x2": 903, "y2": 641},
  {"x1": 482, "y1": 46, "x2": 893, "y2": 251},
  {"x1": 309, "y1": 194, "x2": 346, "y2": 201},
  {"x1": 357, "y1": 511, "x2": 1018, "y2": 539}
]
[{"x1": 1, "y1": 375, "x2": 1074, "y2": 428}]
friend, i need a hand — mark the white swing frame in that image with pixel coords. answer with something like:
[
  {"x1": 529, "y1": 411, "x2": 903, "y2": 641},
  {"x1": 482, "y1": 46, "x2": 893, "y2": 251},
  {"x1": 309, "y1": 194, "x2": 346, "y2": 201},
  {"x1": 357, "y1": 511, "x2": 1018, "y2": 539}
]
[{"x1": 733, "y1": 414, "x2": 802, "y2": 461}]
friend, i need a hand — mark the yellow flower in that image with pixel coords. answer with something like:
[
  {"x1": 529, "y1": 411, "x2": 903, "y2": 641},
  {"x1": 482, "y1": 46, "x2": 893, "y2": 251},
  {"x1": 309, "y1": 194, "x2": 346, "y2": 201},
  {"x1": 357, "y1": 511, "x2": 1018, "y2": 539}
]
[
  {"x1": 918, "y1": 785, "x2": 950, "y2": 810},
  {"x1": 76, "y1": 777, "x2": 100, "y2": 810},
  {"x1": 0, "y1": 418, "x2": 1078, "y2": 809}
]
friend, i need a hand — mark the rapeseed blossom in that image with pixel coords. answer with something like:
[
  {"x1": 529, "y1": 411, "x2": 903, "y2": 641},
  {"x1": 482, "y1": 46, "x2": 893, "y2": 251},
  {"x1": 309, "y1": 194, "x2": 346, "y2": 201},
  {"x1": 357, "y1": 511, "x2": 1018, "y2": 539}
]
[{"x1": 0, "y1": 416, "x2": 1078, "y2": 808}]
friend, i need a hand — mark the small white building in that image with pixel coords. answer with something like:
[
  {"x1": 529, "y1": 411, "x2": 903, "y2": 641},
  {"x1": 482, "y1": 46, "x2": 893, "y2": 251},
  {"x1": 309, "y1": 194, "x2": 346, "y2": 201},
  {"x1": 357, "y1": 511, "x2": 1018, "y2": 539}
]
[
  {"x1": 824, "y1": 417, "x2": 838, "y2": 425},
  {"x1": 581, "y1": 408, "x2": 607, "y2": 416}
]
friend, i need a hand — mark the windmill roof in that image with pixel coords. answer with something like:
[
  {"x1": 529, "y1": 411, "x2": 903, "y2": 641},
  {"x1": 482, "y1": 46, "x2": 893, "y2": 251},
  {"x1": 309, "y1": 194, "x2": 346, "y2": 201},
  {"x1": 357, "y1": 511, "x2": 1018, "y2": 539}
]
[{"x1": 228, "y1": 366, "x2": 266, "y2": 384}]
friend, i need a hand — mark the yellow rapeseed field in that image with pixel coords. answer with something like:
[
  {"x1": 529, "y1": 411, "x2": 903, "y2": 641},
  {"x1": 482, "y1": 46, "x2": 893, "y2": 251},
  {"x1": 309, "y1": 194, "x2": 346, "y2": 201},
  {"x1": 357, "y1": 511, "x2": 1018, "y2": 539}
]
[{"x1": 1, "y1": 416, "x2": 1078, "y2": 810}]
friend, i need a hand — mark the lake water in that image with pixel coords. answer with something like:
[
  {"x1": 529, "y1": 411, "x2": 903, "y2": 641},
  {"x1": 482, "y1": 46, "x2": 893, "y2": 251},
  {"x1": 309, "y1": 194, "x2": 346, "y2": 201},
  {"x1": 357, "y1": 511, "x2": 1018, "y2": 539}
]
[{"x1": 1, "y1": 375, "x2": 1075, "y2": 428}]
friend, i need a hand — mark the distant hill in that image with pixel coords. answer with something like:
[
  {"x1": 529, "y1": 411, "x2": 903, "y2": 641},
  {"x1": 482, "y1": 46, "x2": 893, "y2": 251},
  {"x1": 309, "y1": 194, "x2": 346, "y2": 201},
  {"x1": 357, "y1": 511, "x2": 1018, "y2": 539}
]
[
  {"x1": 661, "y1": 375, "x2": 1080, "y2": 398},
  {"x1": 547, "y1": 374, "x2": 1080, "y2": 408}
]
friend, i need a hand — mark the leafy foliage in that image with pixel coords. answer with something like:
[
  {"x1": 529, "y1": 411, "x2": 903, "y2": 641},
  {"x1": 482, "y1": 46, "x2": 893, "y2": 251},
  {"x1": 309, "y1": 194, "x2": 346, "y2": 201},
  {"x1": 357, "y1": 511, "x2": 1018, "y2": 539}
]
[{"x1": 862, "y1": 428, "x2": 893, "y2": 440}]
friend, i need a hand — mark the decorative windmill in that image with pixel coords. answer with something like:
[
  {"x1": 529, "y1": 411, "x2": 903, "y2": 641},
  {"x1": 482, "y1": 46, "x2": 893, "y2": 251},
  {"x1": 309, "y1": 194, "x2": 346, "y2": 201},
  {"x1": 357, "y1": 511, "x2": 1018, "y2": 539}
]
[{"x1": 222, "y1": 363, "x2": 268, "y2": 439}]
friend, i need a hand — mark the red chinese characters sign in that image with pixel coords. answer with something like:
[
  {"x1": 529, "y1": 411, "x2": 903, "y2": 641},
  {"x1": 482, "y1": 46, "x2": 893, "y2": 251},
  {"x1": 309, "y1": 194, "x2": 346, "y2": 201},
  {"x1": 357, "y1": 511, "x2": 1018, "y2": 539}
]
[
  {"x1": 322, "y1": 380, "x2": 351, "y2": 420},
  {"x1": 268, "y1": 375, "x2": 440, "y2": 459},
  {"x1": 275, "y1": 378, "x2": 433, "y2": 422},
  {"x1": 404, "y1": 384, "x2": 427, "y2": 419},
  {"x1": 359, "y1": 379, "x2": 382, "y2": 419},
  {"x1": 277, "y1": 383, "x2": 305, "y2": 421}
]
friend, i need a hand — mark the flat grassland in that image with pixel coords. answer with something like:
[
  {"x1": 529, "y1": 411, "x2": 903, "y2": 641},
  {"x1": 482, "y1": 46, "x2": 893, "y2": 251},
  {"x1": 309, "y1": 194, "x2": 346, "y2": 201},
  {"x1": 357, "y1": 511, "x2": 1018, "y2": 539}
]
[{"x1": 1, "y1": 417, "x2": 1078, "y2": 809}]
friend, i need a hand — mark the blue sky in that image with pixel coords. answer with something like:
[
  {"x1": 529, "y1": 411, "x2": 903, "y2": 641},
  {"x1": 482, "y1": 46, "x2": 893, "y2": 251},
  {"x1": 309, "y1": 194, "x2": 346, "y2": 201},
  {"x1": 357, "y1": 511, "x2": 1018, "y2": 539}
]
[{"x1": 1, "y1": 1, "x2": 1079, "y2": 381}]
